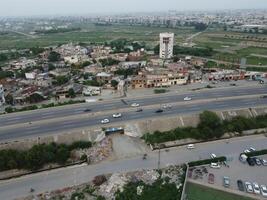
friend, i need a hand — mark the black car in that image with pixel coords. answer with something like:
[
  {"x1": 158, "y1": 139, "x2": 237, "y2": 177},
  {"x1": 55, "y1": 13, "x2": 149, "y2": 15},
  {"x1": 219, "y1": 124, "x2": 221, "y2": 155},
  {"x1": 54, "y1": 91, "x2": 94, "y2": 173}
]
[
  {"x1": 247, "y1": 157, "x2": 255, "y2": 166},
  {"x1": 155, "y1": 109, "x2": 164, "y2": 113},
  {"x1": 136, "y1": 108, "x2": 143, "y2": 112},
  {"x1": 84, "y1": 108, "x2": 92, "y2": 112},
  {"x1": 237, "y1": 180, "x2": 245, "y2": 191}
]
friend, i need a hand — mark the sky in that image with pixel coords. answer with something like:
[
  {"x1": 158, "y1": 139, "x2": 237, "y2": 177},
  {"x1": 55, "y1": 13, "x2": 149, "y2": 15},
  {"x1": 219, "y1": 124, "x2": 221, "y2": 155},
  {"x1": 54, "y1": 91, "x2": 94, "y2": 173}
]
[{"x1": 0, "y1": 0, "x2": 267, "y2": 17}]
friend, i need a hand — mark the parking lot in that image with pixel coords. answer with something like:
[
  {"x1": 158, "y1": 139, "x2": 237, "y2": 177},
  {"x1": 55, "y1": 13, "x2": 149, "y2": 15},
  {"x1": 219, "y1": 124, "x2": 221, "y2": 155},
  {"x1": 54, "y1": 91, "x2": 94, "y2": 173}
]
[{"x1": 188, "y1": 154, "x2": 267, "y2": 199}]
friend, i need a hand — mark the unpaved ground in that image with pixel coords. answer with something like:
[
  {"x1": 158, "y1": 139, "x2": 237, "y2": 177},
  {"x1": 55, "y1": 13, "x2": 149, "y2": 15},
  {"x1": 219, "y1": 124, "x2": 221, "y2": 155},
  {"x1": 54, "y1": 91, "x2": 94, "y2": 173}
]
[{"x1": 111, "y1": 134, "x2": 150, "y2": 159}]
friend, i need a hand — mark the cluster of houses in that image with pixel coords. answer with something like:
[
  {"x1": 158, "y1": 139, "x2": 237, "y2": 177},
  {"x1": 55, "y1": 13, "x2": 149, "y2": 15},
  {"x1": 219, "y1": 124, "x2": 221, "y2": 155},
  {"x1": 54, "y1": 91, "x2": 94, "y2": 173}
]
[{"x1": 0, "y1": 41, "x2": 267, "y2": 107}]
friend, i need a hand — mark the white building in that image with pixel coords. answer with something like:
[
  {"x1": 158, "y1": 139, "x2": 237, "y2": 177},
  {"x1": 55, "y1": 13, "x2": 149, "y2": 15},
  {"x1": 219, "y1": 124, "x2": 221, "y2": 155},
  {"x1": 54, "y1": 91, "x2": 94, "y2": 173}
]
[
  {"x1": 159, "y1": 32, "x2": 174, "y2": 59},
  {"x1": 0, "y1": 85, "x2": 5, "y2": 106}
]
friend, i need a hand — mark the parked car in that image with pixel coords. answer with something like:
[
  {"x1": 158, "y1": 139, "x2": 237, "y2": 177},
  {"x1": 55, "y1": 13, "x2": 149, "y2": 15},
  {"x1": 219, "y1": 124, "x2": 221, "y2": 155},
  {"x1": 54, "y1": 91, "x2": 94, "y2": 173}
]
[
  {"x1": 260, "y1": 158, "x2": 267, "y2": 166},
  {"x1": 247, "y1": 157, "x2": 255, "y2": 166},
  {"x1": 223, "y1": 176, "x2": 230, "y2": 188},
  {"x1": 184, "y1": 96, "x2": 192, "y2": 101},
  {"x1": 249, "y1": 147, "x2": 256, "y2": 152},
  {"x1": 155, "y1": 109, "x2": 164, "y2": 113},
  {"x1": 131, "y1": 103, "x2": 140, "y2": 107},
  {"x1": 245, "y1": 182, "x2": 253, "y2": 193},
  {"x1": 210, "y1": 163, "x2": 221, "y2": 169},
  {"x1": 187, "y1": 144, "x2": 195, "y2": 149},
  {"x1": 208, "y1": 173, "x2": 215, "y2": 184},
  {"x1": 101, "y1": 119, "x2": 110, "y2": 124},
  {"x1": 84, "y1": 108, "x2": 92, "y2": 112},
  {"x1": 253, "y1": 182, "x2": 261, "y2": 194},
  {"x1": 237, "y1": 180, "x2": 245, "y2": 191},
  {"x1": 254, "y1": 157, "x2": 262, "y2": 166},
  {"x1": 239, "y1": 153, "x2": 248, "y2": 163},
  {"x1": 260, "y1": 185, "x2": 267, "y2": 197},
  {"x1": 210, "y1": 153, "x2": 217, "y2": 159},
  {"x1": 244, "y1": 149, "x2": 251, "y2": 154},
  {"x1": 112, "y1": 113, "x2": 122, "y2": 118}
]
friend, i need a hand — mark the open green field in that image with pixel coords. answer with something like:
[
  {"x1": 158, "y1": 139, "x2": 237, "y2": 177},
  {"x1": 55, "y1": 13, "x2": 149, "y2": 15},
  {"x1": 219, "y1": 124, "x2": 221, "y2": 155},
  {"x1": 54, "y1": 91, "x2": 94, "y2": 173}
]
[
  {"x1": 0, "y1": 24, "x2": 196, "y2": 50},
  {"x1": 185, "y1": 182, "x2": 255, "y2": 200}
]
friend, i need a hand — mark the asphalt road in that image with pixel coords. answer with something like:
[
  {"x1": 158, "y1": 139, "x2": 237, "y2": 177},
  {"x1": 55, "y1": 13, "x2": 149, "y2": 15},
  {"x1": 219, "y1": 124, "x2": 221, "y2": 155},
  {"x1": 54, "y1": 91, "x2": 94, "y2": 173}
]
[
  {"x1": 0, "y1": 85, "x2": 266, "y2": 127},
  {"x1": 0, "y1": 96, "x2": 267, "y2": 141},
  {"x1": 0, "y1": 135, "x2": 266, "y2": 200}
]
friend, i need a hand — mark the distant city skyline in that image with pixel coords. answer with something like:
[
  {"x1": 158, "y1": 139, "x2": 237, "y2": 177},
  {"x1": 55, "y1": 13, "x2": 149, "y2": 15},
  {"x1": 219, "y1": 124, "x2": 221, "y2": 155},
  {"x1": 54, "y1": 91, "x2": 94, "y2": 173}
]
[{"x1": 0, "y1": 0, "x2": 267, "y2": 17}]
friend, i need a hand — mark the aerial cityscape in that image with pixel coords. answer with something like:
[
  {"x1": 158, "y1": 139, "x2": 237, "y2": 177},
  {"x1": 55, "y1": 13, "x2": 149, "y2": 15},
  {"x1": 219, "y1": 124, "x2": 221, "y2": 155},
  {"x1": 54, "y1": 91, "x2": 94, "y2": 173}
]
[{"x1": 0, "y1": 0, "x2": 267, "y2": 200}]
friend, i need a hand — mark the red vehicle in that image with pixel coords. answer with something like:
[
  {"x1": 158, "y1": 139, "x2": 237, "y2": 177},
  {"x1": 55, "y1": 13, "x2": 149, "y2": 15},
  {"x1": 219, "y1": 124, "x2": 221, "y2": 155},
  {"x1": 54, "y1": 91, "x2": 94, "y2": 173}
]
[{"x1": 208, "y1": 173, "x2": 215, "y2": 184}]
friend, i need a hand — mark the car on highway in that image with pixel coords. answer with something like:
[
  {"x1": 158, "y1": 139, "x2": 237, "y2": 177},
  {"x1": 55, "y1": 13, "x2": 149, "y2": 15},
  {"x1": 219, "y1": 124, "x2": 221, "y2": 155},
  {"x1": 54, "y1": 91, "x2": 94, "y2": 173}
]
[
  {"x1": 260, "y1": 185, "x2": 267, "y2": 197},
  {"x1": 131, "y1": 103, "x2": 140, "y2": 107},
  {"x1": 184, "y1": 96, "x2": 192, "y2": 101},
  {"x1": 237, "y1": 180, "x2": 245, "y2": 191},
  {"x1": 162, "y1": 104, "x2": 172, "y2": 109},
  {"x1": 260, "y1": 158, "x2": 267, "y2": 166},
  {"x1": 247, "y1": 157, "x2": 255, "y2": 166},
  {"x1": 84, "y1": 108, "x2": 92, "y2": 112},
  {"x1": 112, "y1": 113, "x2": 122, "y2": 118},
  {"x1": 210, "y1": 163, "x2": 221, "y2": 169},
  {"x1": 101, "y1": 119, "x2": 110, "y2": 124},
  {"x1": 155, "y1": 109, "x2": 164, "y2": 113},
  {"x1": 210, "y1": 153, "x2": 217, "y2": 159},
  {"x1": 253, "y1": 182, "x2": 261, "y2": 194},
  {"x1": 208, "y1": 173, "x2": 215, "y2": 184},
  {"x1": 187, "y1": 144, "x2": 195, "y2": 149},
  {"x1": 245, "y1": 182, "x2": 254, "y2": 193},
  {"x1": 223, "y1": 176, "x2": 230, "y2": 188},
  {"x1": 136, "y1": 108, "x2": 143, "y2": 112}
]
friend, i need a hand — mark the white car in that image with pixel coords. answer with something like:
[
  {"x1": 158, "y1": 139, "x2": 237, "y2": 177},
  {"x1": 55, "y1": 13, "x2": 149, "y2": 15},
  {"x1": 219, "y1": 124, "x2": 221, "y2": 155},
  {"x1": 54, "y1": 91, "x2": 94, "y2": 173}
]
[
  {"x1": 131, "y1": 103, "x2": 140, "y2": 107},
  {"x1": 260, "y1": 185, "x2": 267, "y2": 197},
  {"x1": 210, "y1": 153, "x2": 217, "y2": 159},
  {"x1": 244, "y1": 149, "x2": 251, "y2": 154},
  {"x1": 184, "y1": 97, "x2": 192, "y2": 101},
  {"x1": 187, "y1": 144, "x2": 195, "y2": 149},
  {"x1": 112, "y1": 113, "x2": 122, "y2": 118},
  {"x1": 249, "y1": 147, "x2": 256, "y2": 152},
  {"x1": 245, "y1": 182, "x2": 253, "y2": 193},
  {"x1": 101, "y1": 119, "x2": 110, "y2": 124},
  {"x1": 162, "y1": 104, "x2": 172, "y2": 109},
  {"x1": 210, "y1": 163, "x2": 221, "y2": 169},
  {"x1": 253, "y1": 182, "x2": 261, "y2": 194}
]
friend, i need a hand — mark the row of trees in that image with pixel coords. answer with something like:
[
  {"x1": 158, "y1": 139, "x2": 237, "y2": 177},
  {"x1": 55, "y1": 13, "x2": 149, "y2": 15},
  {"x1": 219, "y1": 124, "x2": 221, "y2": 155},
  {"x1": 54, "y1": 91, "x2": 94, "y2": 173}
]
[
  {"x1": 115, "y1": 178, "x2": 182, "y2": 200},
  {"x1": 0, "y1": 141, "x2": 92, "y2": 171},
  {"x1": 99, "y1": 58, "x2": 120, "y2": 67},
  {"x1": 142, "y1": 111, "x2": 267, "y2": 145}
]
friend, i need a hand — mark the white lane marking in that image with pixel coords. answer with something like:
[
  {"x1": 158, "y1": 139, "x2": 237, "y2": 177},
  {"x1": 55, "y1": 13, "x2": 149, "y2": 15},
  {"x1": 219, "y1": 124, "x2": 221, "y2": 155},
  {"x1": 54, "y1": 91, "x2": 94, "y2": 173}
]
[
  {"x1": 25, "y1": 126, "x2": 40, "y2": 130},
  {"x1": 41, "y1": 112, "x2": 55, "y2": 116}
]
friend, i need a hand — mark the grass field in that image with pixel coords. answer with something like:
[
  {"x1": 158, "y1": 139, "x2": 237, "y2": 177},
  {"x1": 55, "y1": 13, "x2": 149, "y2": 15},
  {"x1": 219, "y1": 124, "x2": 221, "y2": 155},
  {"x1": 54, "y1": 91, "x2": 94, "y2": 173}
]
[
  {"x1": 185, "y1": 182, "x2": 255, "y2": 200},
  {"x1": 0, "y1": 24, "x2": 196, "y2": 50}
]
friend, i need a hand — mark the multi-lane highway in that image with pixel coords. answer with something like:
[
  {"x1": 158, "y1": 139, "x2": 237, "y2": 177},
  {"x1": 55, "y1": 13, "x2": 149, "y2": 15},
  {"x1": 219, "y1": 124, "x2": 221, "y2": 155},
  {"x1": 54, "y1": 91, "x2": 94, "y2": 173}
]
[
  {"x1": 0, "y1": 85, "x2": 266, "y2": 141},
  {"x1": 0, "y1": 85, "x2": 266, "y2": 127},
  {"x1": 0, "y1": 134, "x2": 266, "y2": 200}
]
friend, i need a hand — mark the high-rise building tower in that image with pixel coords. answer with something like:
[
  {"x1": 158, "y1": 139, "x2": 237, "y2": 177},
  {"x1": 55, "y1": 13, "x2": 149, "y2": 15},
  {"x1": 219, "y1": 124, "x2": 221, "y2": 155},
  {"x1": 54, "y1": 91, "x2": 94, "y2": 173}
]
[
  {"x1": 0, "y1": 84, "x2": 5, "y2": 106},
  {"x1": 159, "y1": 32, "x2": 174, "y2": 59}
]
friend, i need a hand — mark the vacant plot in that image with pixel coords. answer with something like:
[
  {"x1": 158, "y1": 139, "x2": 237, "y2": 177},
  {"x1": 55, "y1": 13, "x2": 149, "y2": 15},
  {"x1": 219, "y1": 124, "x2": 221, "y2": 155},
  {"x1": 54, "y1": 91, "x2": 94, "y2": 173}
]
[
  {"x1": 185, "y1": 182, "x2": 255, "y2": 200},
  {"x1": 0, "y1": 24, "x2": 196, "y2": 50}
]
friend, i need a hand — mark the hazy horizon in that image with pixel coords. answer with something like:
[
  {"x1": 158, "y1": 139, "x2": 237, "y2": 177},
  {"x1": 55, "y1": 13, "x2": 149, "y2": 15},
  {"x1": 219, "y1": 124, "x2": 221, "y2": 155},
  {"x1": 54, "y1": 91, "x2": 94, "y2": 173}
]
[{"x1": 0, "y1": 0, "x2": 267, "y2": 17}]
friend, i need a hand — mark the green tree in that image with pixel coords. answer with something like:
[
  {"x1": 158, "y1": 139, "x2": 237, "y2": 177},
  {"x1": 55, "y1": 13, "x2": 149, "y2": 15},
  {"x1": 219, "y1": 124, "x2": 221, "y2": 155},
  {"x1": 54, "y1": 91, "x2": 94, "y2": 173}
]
[
  {"x1": 111, "y1": 80, "x2": 119, "y2": 88},
  {"x1": 5, "y1": 94, "x2": 14, "y2": 105},
  {"x1": 48, "y1": 51, "x2": 61, "y2": 62},
  {"x1": 68, "y1": 88, "x2": 76, "y2": 98},
  {"x1": 26, "y1": 93, "x2": 45, "y2": 103}
]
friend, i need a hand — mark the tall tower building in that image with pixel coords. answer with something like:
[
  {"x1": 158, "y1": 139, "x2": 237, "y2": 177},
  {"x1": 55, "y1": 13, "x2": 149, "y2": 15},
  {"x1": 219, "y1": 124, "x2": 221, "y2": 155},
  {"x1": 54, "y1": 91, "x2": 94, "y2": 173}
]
[
  {"x1": 0, "y1": 84, "x2": 5, "y2": 106},
  {"x1": 159, "y1": 32, "x2": 174, "y2": 59}
]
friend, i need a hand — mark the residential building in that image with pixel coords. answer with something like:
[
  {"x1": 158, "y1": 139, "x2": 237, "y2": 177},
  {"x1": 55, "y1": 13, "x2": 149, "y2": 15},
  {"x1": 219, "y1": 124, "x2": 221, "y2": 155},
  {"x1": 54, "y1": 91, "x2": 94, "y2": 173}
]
[
  {"x1": 96, "y1": 72, "x2": 113, "y2": 83},
  {"x1": 83, "y1": 86, "x2": 101, "y2": 96},
  {"x1": 159, "y1": 32, "x2": 174, "y2": 59}
]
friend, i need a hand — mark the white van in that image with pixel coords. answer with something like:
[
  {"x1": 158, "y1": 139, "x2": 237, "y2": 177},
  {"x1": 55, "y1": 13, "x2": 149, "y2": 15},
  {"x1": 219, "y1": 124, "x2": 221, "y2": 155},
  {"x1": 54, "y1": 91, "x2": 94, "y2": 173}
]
[
  {"x1": 210, "y1": 163, "x2": 221, "y2": 169},
  {"x1": 187, "y1": 144, "x2": 195, "y2": 149}
]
